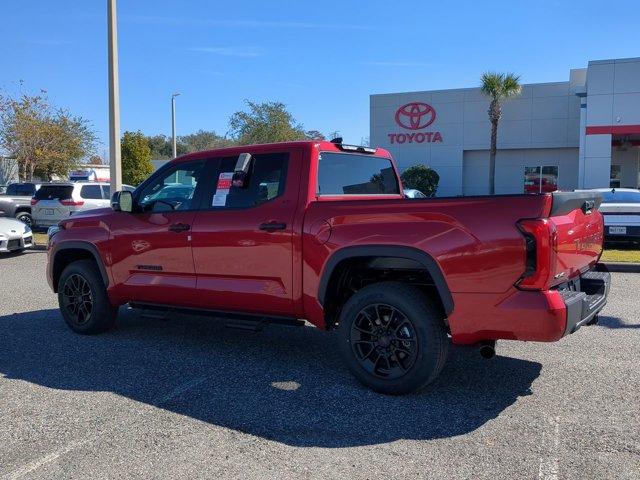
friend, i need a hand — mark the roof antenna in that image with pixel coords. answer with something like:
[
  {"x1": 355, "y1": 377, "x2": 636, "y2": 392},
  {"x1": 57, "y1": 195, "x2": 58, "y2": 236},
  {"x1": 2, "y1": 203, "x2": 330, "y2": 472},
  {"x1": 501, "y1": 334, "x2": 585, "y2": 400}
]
[{"x1": 330, "y1": 137, "x2": 343, "y2": 144}]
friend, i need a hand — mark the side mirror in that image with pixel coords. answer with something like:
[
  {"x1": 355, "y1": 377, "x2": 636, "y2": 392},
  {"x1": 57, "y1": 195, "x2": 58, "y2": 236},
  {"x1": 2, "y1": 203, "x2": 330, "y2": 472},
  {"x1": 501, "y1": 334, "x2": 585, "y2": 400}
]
[
  {"x1": 232, "y1": 153, "x2": 253, "y2": 188},
  {"x1": 111, "y1": 190, "x2": 133, "y2": 213}
]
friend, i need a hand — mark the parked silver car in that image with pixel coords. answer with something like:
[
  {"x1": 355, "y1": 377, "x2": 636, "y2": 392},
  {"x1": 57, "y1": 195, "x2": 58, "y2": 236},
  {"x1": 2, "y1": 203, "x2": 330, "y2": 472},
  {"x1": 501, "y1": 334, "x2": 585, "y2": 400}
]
[
  {"x1": 0, "y1": 182, "x2": 42, "y2": 226},
  {"x1": 580, "y1": 188, "x2": 640, "y2": 243},
  {"x1": 32, "y1": 182, "x2": 134, "y2": 229},
  {"x1": 0, "y1": 217, "x2": 33, "y2": 253}
]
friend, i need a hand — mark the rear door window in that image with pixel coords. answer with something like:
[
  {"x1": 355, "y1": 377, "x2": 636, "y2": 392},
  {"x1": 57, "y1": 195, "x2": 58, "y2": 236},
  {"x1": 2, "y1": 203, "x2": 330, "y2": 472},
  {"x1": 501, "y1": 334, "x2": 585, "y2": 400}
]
[
  {"x1": 80, "y1": 185, "x2": 103, "y2": 199},
  {"x1": 208, "y1": 153, "x2": 288, "y2": 209},
  {"x1": 317, "y1": 152, "x2": 399, "y2": 195},
  {"x1": 34, "y1": 185, "x2": 74, "y2": 200}
]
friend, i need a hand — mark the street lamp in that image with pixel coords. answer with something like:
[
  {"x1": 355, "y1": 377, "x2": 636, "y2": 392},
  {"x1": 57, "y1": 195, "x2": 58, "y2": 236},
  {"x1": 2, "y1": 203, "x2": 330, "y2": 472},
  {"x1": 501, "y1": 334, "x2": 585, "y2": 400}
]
[
  {"x1": 107, "y1": 0, "x2": 122, "y2": 191},
  {"x1": 171, "y1": 93, "x2": 181, "y2": 158}
]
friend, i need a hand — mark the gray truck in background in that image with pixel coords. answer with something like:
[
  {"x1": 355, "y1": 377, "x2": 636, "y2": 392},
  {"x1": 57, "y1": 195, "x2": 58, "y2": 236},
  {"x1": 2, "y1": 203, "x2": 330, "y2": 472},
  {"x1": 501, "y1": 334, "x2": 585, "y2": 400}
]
[{"x1": 0, "y1": 183, "x2": 41, "y2": 226}]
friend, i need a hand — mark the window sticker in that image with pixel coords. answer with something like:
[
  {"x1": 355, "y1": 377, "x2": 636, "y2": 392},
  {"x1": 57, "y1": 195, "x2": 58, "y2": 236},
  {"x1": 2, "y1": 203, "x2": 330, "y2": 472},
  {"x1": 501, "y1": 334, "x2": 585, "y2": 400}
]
[
  {"x1": 213, "y1": 172, "x2": 233, "y2": 206},
  {"x1": 217, "y1": 172, "x2": 233, "y2": 191}
]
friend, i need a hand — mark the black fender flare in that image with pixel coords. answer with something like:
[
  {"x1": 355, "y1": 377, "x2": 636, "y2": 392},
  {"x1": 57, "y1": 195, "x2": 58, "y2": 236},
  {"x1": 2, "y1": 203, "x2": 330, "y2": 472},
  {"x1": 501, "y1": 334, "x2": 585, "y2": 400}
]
[
  {"x1": 318, "y1": 245, "x2": 454, "y2": 316},
  {"x1": 50, "y1": 241, "x2": 110, "y2": 292}
]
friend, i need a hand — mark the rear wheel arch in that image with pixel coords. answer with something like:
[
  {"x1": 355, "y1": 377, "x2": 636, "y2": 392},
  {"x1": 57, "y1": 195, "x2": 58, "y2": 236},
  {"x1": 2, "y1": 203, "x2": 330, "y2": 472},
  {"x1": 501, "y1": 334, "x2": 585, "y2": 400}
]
[
  {"x1": 52, "y1": 242, "x2": 109, "y2": 293},
  {"x1": 318, "y1": 245, "x2": 454, "y2": 328}
]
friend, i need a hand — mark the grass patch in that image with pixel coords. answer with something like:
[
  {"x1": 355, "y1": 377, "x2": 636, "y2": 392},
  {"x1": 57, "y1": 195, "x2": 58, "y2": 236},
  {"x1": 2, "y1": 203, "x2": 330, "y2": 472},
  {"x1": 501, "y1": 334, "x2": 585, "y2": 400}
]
[
  {"x1": 601, "y1": 248, "x2": 640, "y2": 263},
  {"x1": 33, "y1": 232, "x2": 48, "y2": 246}
]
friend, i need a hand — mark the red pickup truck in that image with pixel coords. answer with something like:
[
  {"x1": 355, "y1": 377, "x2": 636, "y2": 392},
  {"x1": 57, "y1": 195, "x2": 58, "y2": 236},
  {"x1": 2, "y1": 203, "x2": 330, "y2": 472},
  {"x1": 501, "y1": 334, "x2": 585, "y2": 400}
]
[{"x1": 47, "y1": 140, "x2": 610, "y2": 394}]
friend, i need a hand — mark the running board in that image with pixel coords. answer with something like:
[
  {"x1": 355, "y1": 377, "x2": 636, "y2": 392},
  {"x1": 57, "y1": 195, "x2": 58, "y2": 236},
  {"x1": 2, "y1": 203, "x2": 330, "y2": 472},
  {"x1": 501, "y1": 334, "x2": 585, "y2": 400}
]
[{"x1": 128, "y1": 302, "x2": 305, "y2": 331}]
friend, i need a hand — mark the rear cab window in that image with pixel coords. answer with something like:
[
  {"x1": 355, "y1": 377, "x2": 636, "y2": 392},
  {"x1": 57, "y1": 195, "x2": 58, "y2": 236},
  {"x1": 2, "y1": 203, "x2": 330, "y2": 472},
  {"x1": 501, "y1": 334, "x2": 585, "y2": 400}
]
[
  {"x1": 34, "y1": 185, "x2": 74, "y2": 201},
  {"x1": 317, "y1": 152, "x2": 400, "y2": 196}
]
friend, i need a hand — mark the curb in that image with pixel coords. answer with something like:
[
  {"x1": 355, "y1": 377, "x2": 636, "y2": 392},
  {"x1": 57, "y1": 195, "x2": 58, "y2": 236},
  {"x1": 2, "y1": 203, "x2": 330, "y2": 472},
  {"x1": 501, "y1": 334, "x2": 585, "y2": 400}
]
[{"x1": 599, "y1": 262, "x2": 640, "y2": 273}]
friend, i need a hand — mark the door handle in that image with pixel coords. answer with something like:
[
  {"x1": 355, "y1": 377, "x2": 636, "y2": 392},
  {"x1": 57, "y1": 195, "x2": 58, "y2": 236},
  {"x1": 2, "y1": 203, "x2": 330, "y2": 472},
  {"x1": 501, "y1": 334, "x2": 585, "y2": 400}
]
[
  {"x1": 169, "y1": 223, "x2": 190, "y2": 233},
  {"x1": 259, "y1": 221, "x2": 286, "y2": 232}
]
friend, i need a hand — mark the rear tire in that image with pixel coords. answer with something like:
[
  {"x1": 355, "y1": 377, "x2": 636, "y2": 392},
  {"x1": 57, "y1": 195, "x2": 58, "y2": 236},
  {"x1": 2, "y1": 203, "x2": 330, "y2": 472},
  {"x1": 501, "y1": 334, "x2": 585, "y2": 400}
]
[
  {"x1": 337, "y1": 281, "x2": 449, "y2": 395},
  {"x1": 58, "y1": 259, "x2": 117, "y2": 334},
  {"x1": 15, "y1": 211, "x2": 32, "y2": 226}
]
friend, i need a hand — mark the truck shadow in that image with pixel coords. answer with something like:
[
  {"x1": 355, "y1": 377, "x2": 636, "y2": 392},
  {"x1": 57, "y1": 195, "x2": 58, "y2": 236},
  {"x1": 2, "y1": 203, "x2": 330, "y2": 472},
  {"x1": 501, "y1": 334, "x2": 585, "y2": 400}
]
[
  {"x1": 0, "y1": 308, "x2": 541, "y2": 448},
  {"x1": 597, "y1": 315, "x2": 640, "y2": 330}
]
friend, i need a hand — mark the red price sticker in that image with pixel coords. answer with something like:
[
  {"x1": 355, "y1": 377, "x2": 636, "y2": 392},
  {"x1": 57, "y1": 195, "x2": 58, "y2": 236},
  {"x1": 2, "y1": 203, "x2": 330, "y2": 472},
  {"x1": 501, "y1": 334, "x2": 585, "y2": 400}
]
[{"x1": 217, "y1": 172, "x2": 233, "y2": 190}]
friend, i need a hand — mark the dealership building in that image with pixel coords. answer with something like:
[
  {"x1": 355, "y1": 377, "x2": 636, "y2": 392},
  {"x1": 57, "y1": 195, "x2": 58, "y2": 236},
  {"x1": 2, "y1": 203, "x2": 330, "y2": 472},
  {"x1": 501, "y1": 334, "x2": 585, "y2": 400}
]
[{"x1": 370, "y1": 56, "x2": 640, "y2": 196}]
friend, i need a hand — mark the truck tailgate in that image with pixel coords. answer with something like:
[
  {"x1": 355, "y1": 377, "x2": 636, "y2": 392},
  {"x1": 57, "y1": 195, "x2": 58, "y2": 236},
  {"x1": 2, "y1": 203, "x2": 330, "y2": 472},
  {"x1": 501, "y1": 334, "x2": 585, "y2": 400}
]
[{"x1": 548, "y1": 192, "x2": 604, "y2": 285}]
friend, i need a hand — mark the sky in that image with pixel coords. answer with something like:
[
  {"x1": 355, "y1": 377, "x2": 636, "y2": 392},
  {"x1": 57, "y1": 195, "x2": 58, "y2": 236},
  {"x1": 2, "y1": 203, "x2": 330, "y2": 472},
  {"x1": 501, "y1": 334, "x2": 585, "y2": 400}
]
[{"x1": 3, "y1": 0, "x2": 640, "y2": 158}]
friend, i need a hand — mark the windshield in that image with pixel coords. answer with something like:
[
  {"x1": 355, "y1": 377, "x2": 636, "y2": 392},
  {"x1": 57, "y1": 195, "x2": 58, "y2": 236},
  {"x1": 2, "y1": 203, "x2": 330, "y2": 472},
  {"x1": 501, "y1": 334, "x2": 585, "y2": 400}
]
[
  {"x1": 317, "y1": 152, "x2": 399, "y2": 195},
  {"x1": 601, "y1": 190, "x2": 640, "y2": 204}
]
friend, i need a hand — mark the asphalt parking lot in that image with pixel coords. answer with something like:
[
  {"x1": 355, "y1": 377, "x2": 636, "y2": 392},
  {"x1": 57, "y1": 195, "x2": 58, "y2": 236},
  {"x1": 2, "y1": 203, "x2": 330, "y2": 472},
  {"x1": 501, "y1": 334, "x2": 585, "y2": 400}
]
[{"x1": 0, "y1": 250, "x2": 639, "y2": 479}]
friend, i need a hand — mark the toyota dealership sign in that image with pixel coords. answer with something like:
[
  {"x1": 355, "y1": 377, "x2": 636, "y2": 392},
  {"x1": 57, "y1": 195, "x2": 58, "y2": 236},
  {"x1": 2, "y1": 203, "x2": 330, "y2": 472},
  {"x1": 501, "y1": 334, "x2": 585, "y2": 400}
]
[{"x1": 388, "y1": 102, "x2": 443, "y2": 144}]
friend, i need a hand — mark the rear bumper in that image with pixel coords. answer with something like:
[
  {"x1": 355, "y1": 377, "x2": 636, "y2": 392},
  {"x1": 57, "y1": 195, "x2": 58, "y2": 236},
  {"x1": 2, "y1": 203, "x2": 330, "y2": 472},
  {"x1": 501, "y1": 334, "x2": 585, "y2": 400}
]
[
  {"x1": 558, "y1": 271, "x2": 611, "y2": 336},
  {"x1": 449, "y1": 269, "x2": 611, "y2": 345},
  {"x1": 33, "y1": 218, "x2": 62, "y2": 228}
]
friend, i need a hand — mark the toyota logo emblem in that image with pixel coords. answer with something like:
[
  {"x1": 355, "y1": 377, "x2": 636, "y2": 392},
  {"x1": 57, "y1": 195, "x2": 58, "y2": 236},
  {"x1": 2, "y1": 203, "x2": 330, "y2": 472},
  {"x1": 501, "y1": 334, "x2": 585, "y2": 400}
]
[{"x1": 395, "y1": 102, "x2": 436, "y2": 130}]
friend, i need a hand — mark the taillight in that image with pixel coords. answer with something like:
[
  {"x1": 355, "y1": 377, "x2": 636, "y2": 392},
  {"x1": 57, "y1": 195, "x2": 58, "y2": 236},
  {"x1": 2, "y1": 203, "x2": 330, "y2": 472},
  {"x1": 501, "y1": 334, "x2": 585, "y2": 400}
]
[
  {"x1": 516, "y1": 219, "x2": 557, "y2": 290},
  {"x1": 30, "y1": 198, "x2": 38, "y2": 206},
  {"x1": 60, "y1": 199, "x2": 84, "y2": 206}
]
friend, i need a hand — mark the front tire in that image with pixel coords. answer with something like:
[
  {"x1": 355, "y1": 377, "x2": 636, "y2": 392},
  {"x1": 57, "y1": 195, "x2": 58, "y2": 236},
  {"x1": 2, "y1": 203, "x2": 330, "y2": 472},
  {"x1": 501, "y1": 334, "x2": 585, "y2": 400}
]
[
  {"x1": 58, "y1": 259, "x2": 117, "y2": 334},
  {"x1": 337, "y1": 282, "x2": 449, "y2": 395}
]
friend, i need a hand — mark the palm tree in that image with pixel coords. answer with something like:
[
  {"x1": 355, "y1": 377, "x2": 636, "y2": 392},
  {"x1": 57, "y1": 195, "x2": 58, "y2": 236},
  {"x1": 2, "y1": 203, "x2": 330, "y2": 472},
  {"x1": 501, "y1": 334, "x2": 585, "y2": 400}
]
[{"x1": 480, "y1": 72, "x2": 522, "y2": 194}]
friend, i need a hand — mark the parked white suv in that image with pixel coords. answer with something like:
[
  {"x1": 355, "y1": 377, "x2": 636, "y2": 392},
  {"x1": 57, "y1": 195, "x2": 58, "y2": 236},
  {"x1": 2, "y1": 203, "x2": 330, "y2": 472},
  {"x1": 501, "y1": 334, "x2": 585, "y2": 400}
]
[{"x1": 32, "y1": 182, "x2": 134, "y2": 229}]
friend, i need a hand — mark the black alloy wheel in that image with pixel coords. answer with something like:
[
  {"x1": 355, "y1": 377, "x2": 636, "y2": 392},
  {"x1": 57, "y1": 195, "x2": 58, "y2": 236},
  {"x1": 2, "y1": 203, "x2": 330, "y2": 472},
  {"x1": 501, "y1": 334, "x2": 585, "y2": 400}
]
[
  {"x1": 337, "y1": 282, "x2": 450, "y2": 395},
  {"x1": 57, "y1": 259, "x2": 118, "y2": 334},
  {"x1": 350, "y1": 303, "x2": 418, "y2": 379},
  {"x1": 61, "y1": 273, "x2": 94, "y2": 326}
]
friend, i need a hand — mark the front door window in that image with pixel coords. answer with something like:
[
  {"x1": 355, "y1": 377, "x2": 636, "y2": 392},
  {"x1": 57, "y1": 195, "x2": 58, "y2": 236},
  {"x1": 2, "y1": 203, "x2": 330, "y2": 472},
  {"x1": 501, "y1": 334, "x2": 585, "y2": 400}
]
[{"x1": 137, "y1": 161, "x2": 205, "y2": 212}]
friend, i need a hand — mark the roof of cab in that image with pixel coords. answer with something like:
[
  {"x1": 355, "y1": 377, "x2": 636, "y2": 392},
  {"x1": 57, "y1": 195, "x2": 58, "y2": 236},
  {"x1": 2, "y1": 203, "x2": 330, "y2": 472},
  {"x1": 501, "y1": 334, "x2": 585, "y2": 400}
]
[{"x1": 171, "y1": 140, "x2": 392, "y2": 164}]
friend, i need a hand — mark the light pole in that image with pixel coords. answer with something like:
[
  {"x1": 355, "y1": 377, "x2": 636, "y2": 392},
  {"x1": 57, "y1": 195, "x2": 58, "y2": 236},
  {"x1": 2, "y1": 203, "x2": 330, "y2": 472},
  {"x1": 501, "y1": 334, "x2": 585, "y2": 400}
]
[
  {"x1": 107, "y1": 0, "x2": 122, "y2": 191},
  {"x1": 171, "y1": 93, "x2": 180, "y2": 158}
]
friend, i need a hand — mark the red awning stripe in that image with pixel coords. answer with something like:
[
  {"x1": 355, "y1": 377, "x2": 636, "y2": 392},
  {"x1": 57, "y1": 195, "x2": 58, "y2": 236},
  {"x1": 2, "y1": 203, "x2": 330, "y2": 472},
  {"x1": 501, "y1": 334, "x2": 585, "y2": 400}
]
[{"x1": 586, "y1": 125, "x2": 640, "y2": 135}]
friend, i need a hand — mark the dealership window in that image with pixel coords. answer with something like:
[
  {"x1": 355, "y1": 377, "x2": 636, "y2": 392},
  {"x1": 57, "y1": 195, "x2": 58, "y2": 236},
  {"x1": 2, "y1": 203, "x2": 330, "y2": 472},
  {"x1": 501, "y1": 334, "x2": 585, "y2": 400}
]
[
  {"x1": 524, "y1": 166, "x2": 559, "y2": 194},
  {"x1": 610, "y1": 165, "x2": 621, "y2": 188}
]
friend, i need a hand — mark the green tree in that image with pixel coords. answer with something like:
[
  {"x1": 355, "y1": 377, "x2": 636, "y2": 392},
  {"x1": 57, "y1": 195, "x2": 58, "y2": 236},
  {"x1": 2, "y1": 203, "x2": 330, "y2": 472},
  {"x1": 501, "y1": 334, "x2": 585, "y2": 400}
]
[
  {"x1": 180, "y1": 129, "x2": 234, "y2": 152},
  {"x1": 229, "y1": 100, "x2": 307, "y2": 145},
  {"x1": 146, "y1": 134, "x2": 187, "y2": 159},
  {"x1": 121, "y1": 131, "x2": 153, "y2": 186},
  {"x1": 0, "y1": 90, "x2": 96, "y2": 181},
  {"x1": 480, "y1": 72, "x2": 521, "y2": 194},
  {"x1": 304, "y1": 130, "x2": 325, "y2": 141},
  {"x1": 400, "y1": 164, "x2": 440, "y2": 197}
]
